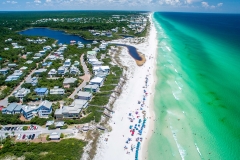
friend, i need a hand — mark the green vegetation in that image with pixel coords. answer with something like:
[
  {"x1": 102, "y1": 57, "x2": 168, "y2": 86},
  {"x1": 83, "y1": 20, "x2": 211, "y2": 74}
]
[
  {"x1": 60, "y1": 133, "x2": 64, "y2": 138},
  {"x1": 0, "y1": 138, "x2": 86, "y2": 160},
  {"x1": 0, "y1": 112, "x2": 51, "y2": 126},
  {"x1": 48, "y1": 124, "x2": 56, "y2": 130},
  {"x1": 8, "y1": 96, "x2": 20, "y2": 103}
]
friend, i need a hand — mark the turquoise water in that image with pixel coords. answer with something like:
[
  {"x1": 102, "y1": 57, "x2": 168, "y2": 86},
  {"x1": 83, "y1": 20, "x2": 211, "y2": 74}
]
[{"x1": 148, "y1": 13, "x2": 240, "y2": 160}]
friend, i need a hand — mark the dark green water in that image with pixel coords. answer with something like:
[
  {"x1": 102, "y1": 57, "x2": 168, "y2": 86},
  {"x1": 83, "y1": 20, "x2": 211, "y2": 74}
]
[{"x1": 148, "y1": 12, "x2": 240, "y2": 160}]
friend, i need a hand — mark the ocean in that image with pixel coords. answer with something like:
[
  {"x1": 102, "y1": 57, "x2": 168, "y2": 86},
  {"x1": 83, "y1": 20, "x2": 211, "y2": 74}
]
[{"x1": 148, "y1": 12, "x2": 240, "y2": 160}]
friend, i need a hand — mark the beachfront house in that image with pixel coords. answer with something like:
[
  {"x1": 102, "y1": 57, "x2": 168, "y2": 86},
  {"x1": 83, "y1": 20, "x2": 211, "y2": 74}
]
[
  {"x1": 93, "y1": 66, "x2": 110, "y2": 75},
  {"x1": 34, "y1": 88, "x2": 48, "y2": 96},
  {"x1": 63, "y1": 77, "x2": 77, "y2": 88},
  {"x1": 50, "y1": 86, "x2": 65, "y2": 95},
  {"x1": 46, "y1": 120, "x2": 54, "y2": 127},
  {"x1": 2, "y1": 103, "x2": 22, "y2": 115},
  {"x1": 13, "y1": 88, "x2": 30, "y2": 99},
  {"x1": 89, "y1": 77, "x2": 104, "y2": 87},
  {"x1": 55, "y1": 99, "x2": 88, "y2": 119},
  {"x1": 86, "y1": 44, "x2": 91, "y2": 48},
  {"x1": 83, "y1": 84, "x2": 99, "y2": 93},
  {"x1": 76, "y1": 91, "x2": 92, "y2": 100}
]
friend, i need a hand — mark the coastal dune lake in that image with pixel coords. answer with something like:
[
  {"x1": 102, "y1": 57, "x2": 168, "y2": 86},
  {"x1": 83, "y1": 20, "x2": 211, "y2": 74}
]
[
  {"x1": 19, "y1": 28, "x2": 93, "y2": 44},
  {"x1": 149, "y1": 12, "x2": 240, "y2": 160}
]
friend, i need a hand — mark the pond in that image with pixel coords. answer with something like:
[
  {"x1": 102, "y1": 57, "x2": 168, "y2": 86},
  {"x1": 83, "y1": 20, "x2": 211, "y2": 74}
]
[
  {"x1": 19, "y1": 28, "x2": 93, "y2": 44},
  {"x1": 116, "y1": 44, "x2": 142, "y2": 61}
]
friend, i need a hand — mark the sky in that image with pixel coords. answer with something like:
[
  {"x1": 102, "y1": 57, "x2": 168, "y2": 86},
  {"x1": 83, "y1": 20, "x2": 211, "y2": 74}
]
[{"x1": 1, "y1": 0, "x2": 240, "y2": 13}]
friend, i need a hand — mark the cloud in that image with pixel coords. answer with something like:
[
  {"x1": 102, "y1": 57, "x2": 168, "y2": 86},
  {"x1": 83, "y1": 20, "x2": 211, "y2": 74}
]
[
  {"x1": 217, "y1": 3, "x2": 223, "y2": 7},
  {"x1": 34, "y1": 0, "x2": 41, "y2": 3},
  {"x1": 201, "y1": 1, "x2": 223, "y2": 9},
  {"x1": 6, "y1": 0, "x2": 18, "y2": 4},
  {"x1": 46, "y1": 0, "x2": 51, "y2": 2}
]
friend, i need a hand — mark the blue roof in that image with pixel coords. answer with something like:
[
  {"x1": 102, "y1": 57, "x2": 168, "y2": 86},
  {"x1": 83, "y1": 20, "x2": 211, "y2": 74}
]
[{"x1": 34, "y1": 88, "x2": 48, "y2": 93}]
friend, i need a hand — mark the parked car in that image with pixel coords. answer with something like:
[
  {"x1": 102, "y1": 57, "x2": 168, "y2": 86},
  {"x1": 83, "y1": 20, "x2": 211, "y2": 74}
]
[
  {"x1": 31, "y1": 134, "x2": 35, "y2": 140},
  {"x1": 28, "y1": 135, "x2": 32, "y2": 139},
  {"x1": 22, "y1": 134, "x2": 26, "y2": 139}
]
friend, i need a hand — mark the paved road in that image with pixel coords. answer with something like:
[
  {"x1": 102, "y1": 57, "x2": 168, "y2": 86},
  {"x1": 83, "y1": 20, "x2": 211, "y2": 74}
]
[
  {"x1": 0, "y1": 50, "x2": 56, "y2": 107},
  {"x1": 68, "y1": 54, "x2": 91, "y2": 99},
  {"x1": 0, "y1": 125, "x2": 74, "y2": 139}
]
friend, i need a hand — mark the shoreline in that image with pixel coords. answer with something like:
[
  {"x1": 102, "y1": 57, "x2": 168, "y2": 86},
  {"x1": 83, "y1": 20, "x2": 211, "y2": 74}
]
[
  {"x1": 140, "y1": 13, "x2": 157, "y2": 160},
  {"x1": 92, "y1": 12, "x2": 157, "y2": 160}
]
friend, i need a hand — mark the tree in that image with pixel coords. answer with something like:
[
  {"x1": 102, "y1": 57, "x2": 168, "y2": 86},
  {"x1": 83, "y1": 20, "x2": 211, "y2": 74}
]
[
  {"x1": 8, "y1": 96, "x2": 20, "y2": 103},
  {"x1": 48, "y1": 124, "x2": 56, "y2": 130},
  {"x1": 23, "y1": 126, "x2": 28, "y2": 130}
]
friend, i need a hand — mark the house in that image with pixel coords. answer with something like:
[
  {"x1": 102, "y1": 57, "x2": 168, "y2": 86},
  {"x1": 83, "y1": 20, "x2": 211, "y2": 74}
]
[
  {"x1": 93, "y1": 66, "x2": 110, "y2": 75},
  {"x1": 38, "y1": 100, "x2": 52, "y2": 118},
  {"x1": 46, "y1": 120, "x2": 54, "y2": 127},
  {"x1": 42, "y1": 62, "x2": 52, "y2": 68},
  {"x1": 87, "y1": 51, "x2": 97, "y2": 57},
  {"x1": 63, "y1": 59, "x2": 71, "y2": 67},
  {"x1": 55, "y1": 121, "x2": 65, "y2": 128},
  {"x1": 25, "y1": 60, "x2": 33, "y2": 64},
  {"x1": 89, "y1": 77, "x2": 104, "y2": 87},
  {"x1": 63, "y1": 77, "x2": 77, "y2": 88},
  {"x1": 43, "y1": 46, "x2": 52, "y2": 51},
  {"x1": 34, "y1": 53, "x2": 43, "y2": 57},
  {"x1": 76, "y1": 91, "x2": 92, "y2": 100},
  {"x1": 13, "y1": 88, "x2": 30, "y2": 99},
  {"x1": 58, "y1": 66, "x2": 67, "y2": 75},
  {"x1": 21, "y1": 105, "x2": 38, "y2": 119},
  {"x1": 92, "y1": 47, "x2": 100, "y2": 52},
  {"x1": 34, "y1": 88, "x2": 48, "y2": 96},
  {"x1": 99, "y1": 44, "x2": 106, "y2": 50},
  {"x1": 92, "y1": 41, "x2": 98, "y2": 44},
  {"x1": 2, "y1": 103, "x2": 22, "y2": 115},
  {"x1": 48, "y1": 69, "x2": 57, "y2": 77},
  {"x1": 73, "y1": 61, "x2": 80, "y2": 66},
  {"x1": 78, "y1": 44, "x2": 84, "y2": 48},
  {"x1": 19, "y1": 66, "x2": 28, "y2": 71},
  {"x1": 48, "y1": 55, "x2": 57, "y2": 61},
  {"x1": 50, "y1": 86, "x2": 65, "y2": 95},
  {"x1": 4, "y1": 48, "x2": 9, "y2": 50},
  {"x1": 49, "y1": 132, "x2": 60, "y2": 140},
  {"x1": 86, "y1": 44, "x2": 91, "y2": 48},
  {"x1": 13, "y1": 70, "x2": 23, "y2": 76},
  {"x1": 83, "y1": 84, "x2": 99, "y2": 93},
  {"x1": 5, "y1": 75, "x2": 20, "y2": 82},
  {"x1": 106, "y1": 31, "x2": 112, "y2": 37},
  {"x1": 25, "y1": 77, "x2": 38, "y2": 86},
  {"x1": 39, "y1": 50, "x2": 46, "y2": 54},
  {"x1": 91, "y1": 61, "x2": 104, "y2": 67},
  {"x1": 0, "y1": 68, "x2": 9, "y2": 75},
  {"x1": 34, "y1": 68, "x2": 47, "y2": 75},
  {"x1": 69, "y1": 66, "x2": 80, "y2": 75},
  {"x1": 55, "y1": 99, "x2": 88, "y2": 119},
  {"x1": 95, "y1": 70, "x2": 108, "y2": 78},
  {"x1": 8, "y1": 63, "x2": 17, "y2": 68}
]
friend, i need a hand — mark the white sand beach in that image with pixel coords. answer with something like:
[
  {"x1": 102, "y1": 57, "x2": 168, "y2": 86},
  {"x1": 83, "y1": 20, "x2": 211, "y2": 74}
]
[{"x1": 93, "y1": 13, "x2": 157, "y2": 160}]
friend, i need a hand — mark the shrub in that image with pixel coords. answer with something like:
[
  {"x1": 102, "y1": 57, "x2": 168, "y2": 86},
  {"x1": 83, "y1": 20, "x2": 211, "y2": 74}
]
[
  {"x1": 48, "y1": 124, "x2": 56, "y2": 130},
  {"x1": 60, "y1": 133, "x2": 64, "y2": 138},
  {"x1": 60, "y1": 125, "x2": 68, "y2": 129},
  {"x1": 46, "y1": 135, "x2": 50, "y2": 141}
]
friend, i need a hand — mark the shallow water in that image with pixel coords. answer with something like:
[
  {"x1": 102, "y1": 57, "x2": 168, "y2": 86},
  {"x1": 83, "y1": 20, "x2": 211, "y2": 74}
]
[{"x1": 148, "y1": 12, "x2": 240, "y2": 160}]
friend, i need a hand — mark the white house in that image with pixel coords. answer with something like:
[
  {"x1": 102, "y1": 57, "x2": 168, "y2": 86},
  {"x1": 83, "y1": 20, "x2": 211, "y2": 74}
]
[
  {"x1": 89, "y1": 77, "x2": 104, "y2": 87},
  {"x1": 76, "y1": 91, "x2": 92, "y2": 100},
  {"x1": 50, "y1": 86, "x2": 65, "y2": 95},
  {"x1": 63, "y1": 59, "x2": 71, "y2": 67},
  {"x1": 93, "y1": 66, "x2": 110, "y2": 75},
  {"x1": 48, "y1": 69, "x2": 57, "y2": 77},
  {"x1": 13, "y1": 88, "x2": 30, "y2": 99}
]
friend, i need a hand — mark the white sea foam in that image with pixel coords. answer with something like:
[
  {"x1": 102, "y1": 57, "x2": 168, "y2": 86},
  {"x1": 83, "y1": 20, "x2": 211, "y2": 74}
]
[{"x1": 170, "y1": 126, "x2": 186, "y2": 160}]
